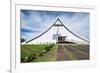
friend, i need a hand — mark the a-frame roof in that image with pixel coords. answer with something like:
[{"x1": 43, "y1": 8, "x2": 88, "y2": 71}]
[{"x1": 25, "y1": 18, "x2": 89, "y2": 43}]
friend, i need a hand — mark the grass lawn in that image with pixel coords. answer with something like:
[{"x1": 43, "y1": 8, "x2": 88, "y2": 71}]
[
  {"x1": 21, "y1": 44, "x2": 89, "y2": 63},
  {"x1": 21, "y1": 44, "x2": 57, "y2": 63},
  {"x1": 33, "y1": 45, "x2": 57, "y2": 62}
]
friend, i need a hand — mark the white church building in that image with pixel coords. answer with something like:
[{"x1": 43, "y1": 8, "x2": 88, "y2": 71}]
[{"x1": 22, "y1": 18, "x2": 89, "y2": 44}]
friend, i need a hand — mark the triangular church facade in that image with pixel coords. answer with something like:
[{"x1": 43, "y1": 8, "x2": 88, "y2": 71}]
[{"x1": 23, "y1": 18, "x2": 89, "y2": 44}]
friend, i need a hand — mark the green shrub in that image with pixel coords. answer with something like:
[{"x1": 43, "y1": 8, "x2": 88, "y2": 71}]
[
  {"x1": 26, "y1": 54, "x2": 36, "y2": 62},
  {"x1": 38, "y1": 52, "x2": 43, "y2": 57}
]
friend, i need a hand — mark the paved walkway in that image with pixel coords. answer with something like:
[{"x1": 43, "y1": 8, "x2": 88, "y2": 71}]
[
  {"x1": 56, "y1": 45, "x2": 89, "y2": 61},
  {"x1": 56, "y1": 45, "x2": 67, "y2": 61}
]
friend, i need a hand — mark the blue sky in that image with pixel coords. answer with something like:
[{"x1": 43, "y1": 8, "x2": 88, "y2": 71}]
[{"x1": 21, "y1": 10, "x2": 90, "y2": 41}]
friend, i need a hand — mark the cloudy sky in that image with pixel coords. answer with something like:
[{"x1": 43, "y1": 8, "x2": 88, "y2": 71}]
[{"x1": 21, "y1": 10, "x2": 90, "y2": 41}]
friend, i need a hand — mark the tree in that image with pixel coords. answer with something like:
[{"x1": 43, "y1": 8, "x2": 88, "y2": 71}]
[{"x1": 21, "y1": 38, "x2": 25, "y2": 43}]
